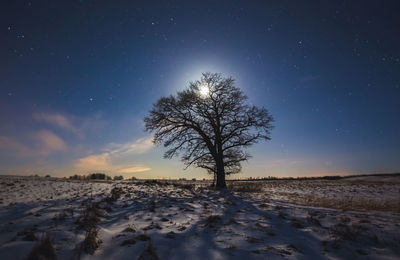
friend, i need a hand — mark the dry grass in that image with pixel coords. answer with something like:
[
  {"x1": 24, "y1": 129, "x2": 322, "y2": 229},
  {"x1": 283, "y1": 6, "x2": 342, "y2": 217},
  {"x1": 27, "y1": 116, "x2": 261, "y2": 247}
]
[
  {"x1": 138, "y1": 241, "x2": 160, "y2": 260},
  {"x1": 204, "y1": 215, "x2": 222, "y2": 227},
  {"x1": 17, "y1": 227, "x2": 38, "y2": 241},
  {"x1": 83, "y1": 227, "x2": 100, "y2": 254},
  {"x1": 121, "y1": 238, "x2": 136, "y2": 246},
  {"x1": 307, "y1": 210, "x2": 322, "y2": 226},
  {"x1": 172, "y1": 183, "x2": 194, "y2": 190},
  {"x1": 329, "y1": 222, "x2": 362, "y2": 241},
  {"x1": 76, "y1": 202, "x2": 101, "y2": 230},
  {"x1": 26, "y1": 232, "x2": 57, "y2": 260},
  {"x1": 289, "y1": 195, "x2": 400, "y2": 213},
  {"x1": 110, "y1": 187, "x2": 123, "y2": 201},
  {"x1": 261, "y1": 178, "x2": 400, "y2": 213},
  {"x1": 291, "y1": 218, "x2": 304, "y2": 229},
  {"x1": 228, "y1": 182, "x2": 264, "y2": 192}
]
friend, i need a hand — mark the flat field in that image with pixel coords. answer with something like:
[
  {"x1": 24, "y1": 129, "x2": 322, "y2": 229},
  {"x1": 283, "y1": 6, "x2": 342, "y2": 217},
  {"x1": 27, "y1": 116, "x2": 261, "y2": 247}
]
[{"x1": 0, "y1": 175, "x2": 399, "y2": 259}]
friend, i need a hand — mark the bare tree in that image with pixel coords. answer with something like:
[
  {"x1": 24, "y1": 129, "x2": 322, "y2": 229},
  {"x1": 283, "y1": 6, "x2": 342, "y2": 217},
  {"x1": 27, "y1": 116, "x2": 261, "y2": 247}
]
[{"x1": 144, "y1": 73, "x2": 273, "y2": 189}]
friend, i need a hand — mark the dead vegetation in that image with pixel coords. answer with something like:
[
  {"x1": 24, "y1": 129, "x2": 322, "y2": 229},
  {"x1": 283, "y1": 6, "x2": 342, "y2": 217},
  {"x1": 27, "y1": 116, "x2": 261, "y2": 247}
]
[
  {"x1": 77, "y1": 185, "x2": 124, "y2": 255},
  {"x1": 76, "y1": 201, "x2": 101, "y2": 230},
  {"x1": 121, "y1": 238, "x2": 136, "y2": 246},
  {"x1": 77, "y1": 202, "x2": 102, "y2": 255},
  {"x1": 307, "y1": 210, "x2": 322, "y2": 226},
  {"x1": 291, "y1": 218, "x2": 304, "y2": 229},
  {"x1": 329, "y1": 216, "x2": 374, "y2": 242},
  {"x1": 83, "y1": 227, "x2": 100, "y2": 255},
  {"x1": 138, "y1": 241, "x2": 160, "y2": 260},
  {"x1": 26, "y1": 233, "x2": 57, "y2": 260},
  {"x1": 261, "y1": 178, "x2": 400, "y2": 213},
  {"x1": 17, "y1": 227, "x2": 38, "y2": 241},
  {"x1": 204, "y1": 215, "x2": 222, "y2": 228},
  {"x1": 228, "y1": 182, "x2": 264, "y2": 192},
  {"x1": 1, "y1": 175, "x2": 398, "y2": 260},
  {"x1": 293, "y1": 196, "x2": 400, "y2": 213},
  {"x1": 329, "y1": 222, "x2": 363, "y2": 241}
]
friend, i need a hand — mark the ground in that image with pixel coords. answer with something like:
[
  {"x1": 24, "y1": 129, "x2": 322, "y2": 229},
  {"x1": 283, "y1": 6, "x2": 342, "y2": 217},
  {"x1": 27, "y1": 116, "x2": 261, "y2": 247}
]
[{"x1": 0, "y1": 175, "x2": 399, "y2": 260}]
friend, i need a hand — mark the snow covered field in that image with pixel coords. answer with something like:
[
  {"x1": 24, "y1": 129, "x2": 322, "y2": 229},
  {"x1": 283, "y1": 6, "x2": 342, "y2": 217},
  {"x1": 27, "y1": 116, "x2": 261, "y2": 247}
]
[{"x1": 0, "y1": 175, "x2": 399, "y2": 259}]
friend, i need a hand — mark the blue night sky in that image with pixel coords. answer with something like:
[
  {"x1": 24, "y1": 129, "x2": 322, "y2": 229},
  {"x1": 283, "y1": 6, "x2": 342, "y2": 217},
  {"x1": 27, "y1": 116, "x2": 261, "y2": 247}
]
[{"x1": 1, "y1": 1, "x2": 399, "y2": 178}]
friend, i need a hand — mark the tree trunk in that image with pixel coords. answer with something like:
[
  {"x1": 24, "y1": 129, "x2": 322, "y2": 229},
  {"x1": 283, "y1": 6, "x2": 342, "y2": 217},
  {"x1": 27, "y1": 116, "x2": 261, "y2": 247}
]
[{"x1": 215, "y1": 156, "x2": 226, "y2": 189}]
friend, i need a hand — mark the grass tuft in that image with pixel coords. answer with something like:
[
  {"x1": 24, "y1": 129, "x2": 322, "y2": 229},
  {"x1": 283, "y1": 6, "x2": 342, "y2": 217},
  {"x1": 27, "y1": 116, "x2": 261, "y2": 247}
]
[{"x1": 27, "y1": 232, "x2": 57, "y2": 260}]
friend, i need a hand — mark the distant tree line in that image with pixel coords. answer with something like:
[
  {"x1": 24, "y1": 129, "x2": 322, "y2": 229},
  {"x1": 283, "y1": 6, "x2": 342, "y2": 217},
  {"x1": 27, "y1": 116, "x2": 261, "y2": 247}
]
[
  {"x1": 68, "y1": 173, "x2": 125, "y2": 181},
  {"x1": 229, "y1": 172, "x2": 400, "y2": 181},
  {"x1": 229, "y1": 176, "x2": 343, "y2": 181}
]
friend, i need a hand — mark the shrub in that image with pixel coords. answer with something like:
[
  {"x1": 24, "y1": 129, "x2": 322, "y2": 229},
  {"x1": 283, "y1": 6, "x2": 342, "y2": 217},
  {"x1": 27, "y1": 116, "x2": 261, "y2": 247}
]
[
  {"x1": 329, "y1": 223, "x2": 362, "y2": 241},
  {"x1": 26, "y1": 233, "x2": 57, "y2": 260},
  {"x1": 76, "y1": 202, "x2": 101, "y2": 230},
  {"x1": 83, "y1": 227, "x2": 99, "y2": 255},
  {"x1": 138, "y1": 242, "x2": 159, "y2": 260},
  {"x1": 204, "y1": 215, "x2": 222, "y2": 228}
]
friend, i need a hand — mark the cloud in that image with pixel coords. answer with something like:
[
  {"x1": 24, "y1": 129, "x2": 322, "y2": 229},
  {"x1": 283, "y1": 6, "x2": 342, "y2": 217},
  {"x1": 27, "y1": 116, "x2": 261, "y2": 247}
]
[
  {"x1": 74, "y1": 153, "x2": 111, "y2": 170},
  {"x1": 105, "y1": 136, "x2": 154, "y2": 156},
  {"x1": 118, "y1": 166, "x2": 151, "y2": 173},
  {"x1": 74, "y1": 136, "x2": 153, "y2": 173},
  {"x1": 35, "y1": 130, "x2": 67, "y2": 154},
  {"x1": 0, "y1": 136, "x2": 32, "y2": 157},
  {"x1": 0, "y1": 130, "x2": 66, "y2": 158},
  {"x1": 33, "y1": 113, "x2": 82, "y2": 137}
]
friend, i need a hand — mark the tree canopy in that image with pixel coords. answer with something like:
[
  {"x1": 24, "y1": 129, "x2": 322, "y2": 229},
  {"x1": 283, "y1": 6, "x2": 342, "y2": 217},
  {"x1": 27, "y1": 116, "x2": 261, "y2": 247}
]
[{"x1": 144, "y1": 72, "x2": 273, "y2": 188}]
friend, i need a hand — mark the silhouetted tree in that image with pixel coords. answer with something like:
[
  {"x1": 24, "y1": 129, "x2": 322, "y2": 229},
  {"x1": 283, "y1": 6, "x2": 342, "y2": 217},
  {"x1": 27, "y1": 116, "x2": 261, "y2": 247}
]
[
  {"x1": 113, "y1": 175, "x2": 124, "y2": 181},
  {"x1": 144, "y1": 73, "x2": 273, "y2": 189}
]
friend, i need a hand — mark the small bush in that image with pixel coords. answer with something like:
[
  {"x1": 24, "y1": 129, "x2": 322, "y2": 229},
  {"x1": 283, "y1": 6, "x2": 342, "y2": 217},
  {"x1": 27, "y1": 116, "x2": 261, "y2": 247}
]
[
  {"x1": 149, "y1": 200, "x2": 156, "y2": 212},
  {"x1": 329, "y1": 223, "x2": 361, "y2": 241},
  {"x1": 26, "y1": 233, "x2": 57, "y2": 260},
  {"x1": 204, "y1": 215, "x2": 222, "y2": 228},
  {"x1": 291, "y1": 218, "x2": 304, "y2": 229},
  {"x1": 307, "y1": 211, "x2": 321, "y2": 226},
  {"x1": 278, "y1": 211, "x2": 287, "y2": 219},
  {"x1": 137, "y1": 234, "x2": 151, "y2": 241},
  {"x1": 76, "y1": 201, "x2": 101, "y2": 231},
  {"x1": 123, "y1": 226, "x2": 136, "y2": 233},
  {"x1": 83, "y1": 227, "x2": 100, "y2": 255},
  {"x1": 110, "y1": 187, "x2": 123, "y2": 201},
  {"x1": 138, "y1": 242, "x2": 160, "y2": 260},
  {"x1": 121, "y1": 238, "x2": 136, "y2": 246}
]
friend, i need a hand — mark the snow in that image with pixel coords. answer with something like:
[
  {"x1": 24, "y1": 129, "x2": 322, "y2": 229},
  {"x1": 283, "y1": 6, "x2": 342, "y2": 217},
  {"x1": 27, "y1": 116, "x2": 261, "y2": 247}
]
[{"x1": 0, "y1": 175, "x2": 399, "y2": 259}]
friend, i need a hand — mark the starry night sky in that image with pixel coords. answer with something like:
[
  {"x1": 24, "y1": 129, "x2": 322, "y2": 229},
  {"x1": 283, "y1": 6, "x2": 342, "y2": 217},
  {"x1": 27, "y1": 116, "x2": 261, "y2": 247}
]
[{"x1": 1, "y1": 1, "x2": 399, "y2": 178}]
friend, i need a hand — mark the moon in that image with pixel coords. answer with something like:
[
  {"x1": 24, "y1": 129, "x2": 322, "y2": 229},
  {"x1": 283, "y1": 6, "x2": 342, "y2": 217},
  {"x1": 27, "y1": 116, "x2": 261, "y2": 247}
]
[{"x1": 199, "y1": 84, "x2": 210, "y2": 97}]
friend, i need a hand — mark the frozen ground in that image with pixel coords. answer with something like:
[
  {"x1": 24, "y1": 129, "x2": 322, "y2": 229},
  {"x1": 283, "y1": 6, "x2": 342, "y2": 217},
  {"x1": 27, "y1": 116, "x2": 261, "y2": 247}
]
[{"x1": 0, "y1": 175, "x2": 399, "y2": 260}]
